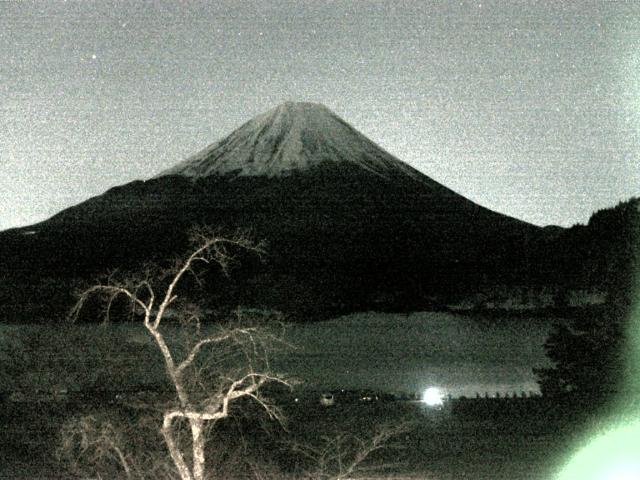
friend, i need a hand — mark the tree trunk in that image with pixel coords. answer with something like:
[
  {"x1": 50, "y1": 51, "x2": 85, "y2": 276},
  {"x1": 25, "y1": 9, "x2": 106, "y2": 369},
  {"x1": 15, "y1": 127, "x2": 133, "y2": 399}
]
[
  {"x1": 162, "y1": 415, "x2": 194, "y2": 480},
  {"x1": 191, "y1": 418, "x2": 206, "y2": 480}
]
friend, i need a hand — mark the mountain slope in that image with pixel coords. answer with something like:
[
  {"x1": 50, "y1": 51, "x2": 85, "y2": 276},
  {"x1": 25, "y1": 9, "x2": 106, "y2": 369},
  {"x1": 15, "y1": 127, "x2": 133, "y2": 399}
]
[{"x1": 0, "y1": 102, "x2": 550, "y2": 321}]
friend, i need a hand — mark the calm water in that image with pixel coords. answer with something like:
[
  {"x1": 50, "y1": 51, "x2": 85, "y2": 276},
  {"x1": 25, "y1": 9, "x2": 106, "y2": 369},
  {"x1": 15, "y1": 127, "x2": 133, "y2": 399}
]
[
  {"x1": 275, "y1": 311, "x2": 554, "y2": 397},
  {"x1": 1, "y1": 311, "x2": 555, "y2": 398}
]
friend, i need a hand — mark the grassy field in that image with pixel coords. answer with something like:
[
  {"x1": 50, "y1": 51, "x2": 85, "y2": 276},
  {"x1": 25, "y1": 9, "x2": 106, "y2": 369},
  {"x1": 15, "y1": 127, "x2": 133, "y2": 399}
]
[
  {"x1": 0, "y1": 393, "x2": 594, "y2": 479},
  {"x1": 0, "y1": 312, "x2": 572, "y2": 478},
  {"x1": 286, "y1": 397, "x2": 588, "y2": 480}
]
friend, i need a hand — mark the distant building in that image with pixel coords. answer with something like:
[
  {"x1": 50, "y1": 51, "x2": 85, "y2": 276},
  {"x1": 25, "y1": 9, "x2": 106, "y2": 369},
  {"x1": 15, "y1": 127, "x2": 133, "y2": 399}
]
[{"x1": 320, "y1": 392, "x2": 335, "y2": 407}]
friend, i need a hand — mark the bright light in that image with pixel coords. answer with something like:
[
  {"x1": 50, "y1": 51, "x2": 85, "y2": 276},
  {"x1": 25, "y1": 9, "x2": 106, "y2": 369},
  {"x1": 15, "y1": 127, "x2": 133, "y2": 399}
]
[
  {"x1": 422, "y1": 387, "x2": 444, "y2": 407},
  {"x1": 603, "y1": 463, "x2": 640, "y2": 480},
  {"x1": 556, "y1": 420, "x2": 640, "y2": 480}
]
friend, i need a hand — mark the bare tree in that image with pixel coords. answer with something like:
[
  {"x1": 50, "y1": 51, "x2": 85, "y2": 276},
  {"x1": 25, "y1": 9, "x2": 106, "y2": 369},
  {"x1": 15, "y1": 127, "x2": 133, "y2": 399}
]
[
  {"x1": 57, "y1": 414, "x2": 137, "y2": 479},
  {"x1": 292, "y1": 422, "x2": 413, "y2": 480},
  {"x1": 70, "y1": 228, "x2": 290, "y2": 480}
]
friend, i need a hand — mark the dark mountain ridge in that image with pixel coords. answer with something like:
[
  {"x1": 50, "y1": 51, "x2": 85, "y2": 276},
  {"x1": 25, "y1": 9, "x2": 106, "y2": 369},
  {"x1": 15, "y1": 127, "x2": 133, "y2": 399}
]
[{"x1": 0, "y1": 103, "x2": 636, "y2": 321}]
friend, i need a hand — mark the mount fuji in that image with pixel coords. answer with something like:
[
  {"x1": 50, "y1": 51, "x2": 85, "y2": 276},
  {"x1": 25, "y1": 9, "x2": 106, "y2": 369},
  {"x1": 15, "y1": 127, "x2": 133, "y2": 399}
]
[{"x1": 1, "y1": 102, "x2": 551, "y2": 320}]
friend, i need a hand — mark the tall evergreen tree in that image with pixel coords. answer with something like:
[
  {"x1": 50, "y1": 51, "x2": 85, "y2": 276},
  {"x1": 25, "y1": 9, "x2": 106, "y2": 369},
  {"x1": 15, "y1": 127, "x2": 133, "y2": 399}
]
[{"x1": 535, "y1": 198, "x2": 639, "y2": 407}]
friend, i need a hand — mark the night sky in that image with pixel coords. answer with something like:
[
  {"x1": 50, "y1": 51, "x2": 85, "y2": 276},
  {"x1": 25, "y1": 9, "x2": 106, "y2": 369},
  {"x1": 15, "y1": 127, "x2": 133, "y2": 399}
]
[{"x1": 1, "y1": 0, "x2": 638, "y2": 231}]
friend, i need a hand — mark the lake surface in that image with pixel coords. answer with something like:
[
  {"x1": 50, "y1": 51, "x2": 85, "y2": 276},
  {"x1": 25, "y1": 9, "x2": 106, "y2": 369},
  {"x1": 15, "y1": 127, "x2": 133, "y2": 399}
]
[
  {"x1": 275, "y1": 311, "x2": 554, "y2": 397},
  {"x1": 1, "y1": 311, "x2": 555, "y2": 398}
]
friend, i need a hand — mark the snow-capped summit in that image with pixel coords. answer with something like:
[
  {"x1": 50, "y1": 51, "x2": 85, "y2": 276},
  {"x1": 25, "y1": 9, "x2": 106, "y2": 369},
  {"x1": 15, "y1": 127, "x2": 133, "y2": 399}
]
[{"x1": 156, "y1": 101, "x2": 424, "y2": 180}]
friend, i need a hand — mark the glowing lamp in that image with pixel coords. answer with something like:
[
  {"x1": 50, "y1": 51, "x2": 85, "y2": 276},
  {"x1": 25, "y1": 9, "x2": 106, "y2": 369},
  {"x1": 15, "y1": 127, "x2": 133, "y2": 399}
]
[{"x1": 422, "y1": 387, "x2": 444, "y2": 407}]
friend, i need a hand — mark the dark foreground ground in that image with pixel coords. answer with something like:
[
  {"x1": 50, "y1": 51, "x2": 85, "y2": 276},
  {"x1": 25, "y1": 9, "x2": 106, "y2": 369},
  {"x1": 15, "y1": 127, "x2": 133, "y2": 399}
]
[{"x1": 0, "y1": 394, "x2": 597, "y2": 480}]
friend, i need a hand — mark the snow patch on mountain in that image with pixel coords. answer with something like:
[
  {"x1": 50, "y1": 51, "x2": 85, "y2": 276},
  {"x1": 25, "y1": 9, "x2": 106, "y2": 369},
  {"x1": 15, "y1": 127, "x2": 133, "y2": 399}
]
[{"x1": 155, "y1": 102, "x2": 427, "y2": 182}]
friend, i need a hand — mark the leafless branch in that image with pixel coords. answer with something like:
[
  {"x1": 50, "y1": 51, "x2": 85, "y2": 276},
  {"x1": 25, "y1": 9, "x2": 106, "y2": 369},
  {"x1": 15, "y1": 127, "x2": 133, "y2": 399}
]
[
  {"x1": 66, "y1": 228, "x2": 286, "y2": 480},
  {"x1": 293, "y1": 422, "x2": 414, "y2": 480}
]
